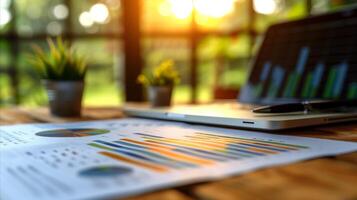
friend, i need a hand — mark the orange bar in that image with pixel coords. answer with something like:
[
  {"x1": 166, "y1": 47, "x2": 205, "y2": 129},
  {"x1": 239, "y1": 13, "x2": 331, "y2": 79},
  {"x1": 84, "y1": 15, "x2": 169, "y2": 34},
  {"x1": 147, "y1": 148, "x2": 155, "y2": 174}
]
[
  {"x1": 99, "y1": 151, "x2": 168, "y2": 173},
  {"x1": 189, "y1": 137, "x2": 277, "y2": 154},
  {"x1": 122, "y1": 138, "x2": 173, "y2": 150},
  {"x1": 152, "y1": 148, "x2": 214, "y2": 165},
  {"x1": 123, "y1": 139, "x2": 213, "y2": 165},
  {"x1": 229, "y1": 139, "x2": 298, "y2": 150},
  {"x1": 246, "y1": 147, "x2": 277, "y2": 154},
  {"x1": 198, "y1": 137, "x2": 298, "y2": 151},
  {"x1": 146, "y1": 137, "x2": 216, "y2": 151}
]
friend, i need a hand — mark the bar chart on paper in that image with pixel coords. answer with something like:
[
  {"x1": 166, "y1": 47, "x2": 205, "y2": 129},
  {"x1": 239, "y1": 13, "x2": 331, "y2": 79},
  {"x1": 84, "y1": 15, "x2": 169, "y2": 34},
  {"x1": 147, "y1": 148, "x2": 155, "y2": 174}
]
[
  {"x1": 88, "y1": 132, "x2": 309, "y2": 172},
  {"x1": 1, "y1": 119, "x2": 357, "y2": 200}
]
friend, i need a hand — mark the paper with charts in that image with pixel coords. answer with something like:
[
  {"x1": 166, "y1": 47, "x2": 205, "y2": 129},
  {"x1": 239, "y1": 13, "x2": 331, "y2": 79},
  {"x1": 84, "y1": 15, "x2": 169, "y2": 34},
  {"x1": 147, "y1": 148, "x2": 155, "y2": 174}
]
[{"x1": 1, "y1": 118, "x2": 357, "y2": 200}]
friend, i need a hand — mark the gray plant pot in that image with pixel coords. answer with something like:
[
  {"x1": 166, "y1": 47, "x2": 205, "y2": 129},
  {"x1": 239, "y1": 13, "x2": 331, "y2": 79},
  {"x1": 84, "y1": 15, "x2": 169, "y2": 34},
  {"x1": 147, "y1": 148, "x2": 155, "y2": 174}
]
[
  {"x1": 148, "y1": 86, "x2": 173, "y2": 107},
  {"x1": 43, "y1": 80, "x2": 84, "y2": 117}
]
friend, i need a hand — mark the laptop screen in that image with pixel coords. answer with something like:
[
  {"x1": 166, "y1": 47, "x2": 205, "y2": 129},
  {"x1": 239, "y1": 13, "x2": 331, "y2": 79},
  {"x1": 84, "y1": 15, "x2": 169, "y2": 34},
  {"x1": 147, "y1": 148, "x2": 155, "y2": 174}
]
[{"x1": 240, "y1": 7, "x2": 357, "y2": 104}]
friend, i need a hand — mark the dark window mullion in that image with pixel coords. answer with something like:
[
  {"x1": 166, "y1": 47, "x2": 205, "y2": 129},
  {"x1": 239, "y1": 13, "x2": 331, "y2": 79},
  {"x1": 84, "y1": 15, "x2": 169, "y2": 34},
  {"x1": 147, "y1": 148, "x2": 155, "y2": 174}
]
[{"x1": 9, "y1": 0, "x2": 20, "y2": 104}]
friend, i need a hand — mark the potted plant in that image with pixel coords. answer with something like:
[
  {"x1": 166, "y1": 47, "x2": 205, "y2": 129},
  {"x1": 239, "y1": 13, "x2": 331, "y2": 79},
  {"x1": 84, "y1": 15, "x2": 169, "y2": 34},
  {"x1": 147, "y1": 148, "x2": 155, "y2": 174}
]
[
  {"x1": 28, "y1": 38, "x2": 87, "y2": 117},
  {"x1": 137, "y1": 59, "x2": 180, "y2": 107}
]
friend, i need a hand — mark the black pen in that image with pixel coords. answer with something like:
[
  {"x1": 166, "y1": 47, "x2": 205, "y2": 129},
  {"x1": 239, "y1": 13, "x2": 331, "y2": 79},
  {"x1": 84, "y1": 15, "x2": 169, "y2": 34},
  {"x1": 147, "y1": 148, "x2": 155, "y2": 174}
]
[{"x1": 253, "y1": 100, "x2": 357, "y2": 114}]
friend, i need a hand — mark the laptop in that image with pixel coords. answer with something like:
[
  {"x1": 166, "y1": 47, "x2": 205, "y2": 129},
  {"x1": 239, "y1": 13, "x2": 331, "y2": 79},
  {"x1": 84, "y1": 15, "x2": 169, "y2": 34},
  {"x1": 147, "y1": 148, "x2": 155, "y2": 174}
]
[{"x1": 124, "y1": 7, "x2": 357, "y2": 130}]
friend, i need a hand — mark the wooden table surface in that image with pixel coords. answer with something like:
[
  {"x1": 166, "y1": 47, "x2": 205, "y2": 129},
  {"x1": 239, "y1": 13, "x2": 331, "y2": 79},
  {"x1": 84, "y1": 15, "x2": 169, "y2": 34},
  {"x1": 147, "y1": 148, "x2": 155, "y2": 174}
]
[{"x1": 1, "y1": 107, "x2": 357, "y2": 200}]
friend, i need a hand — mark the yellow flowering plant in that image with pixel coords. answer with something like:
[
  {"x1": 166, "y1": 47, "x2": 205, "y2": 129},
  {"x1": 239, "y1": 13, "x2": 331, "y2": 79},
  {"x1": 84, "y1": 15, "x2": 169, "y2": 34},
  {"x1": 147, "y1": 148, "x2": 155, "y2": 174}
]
[{"x1": 137, "y1": 59, "x2": 180, "y2": 86}]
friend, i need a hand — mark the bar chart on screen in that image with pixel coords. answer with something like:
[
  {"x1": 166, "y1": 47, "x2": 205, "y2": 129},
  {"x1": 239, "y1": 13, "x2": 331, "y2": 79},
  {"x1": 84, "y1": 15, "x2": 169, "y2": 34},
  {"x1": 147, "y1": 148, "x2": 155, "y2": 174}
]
[
  {"x1": 248, "y1": 46, "x2": 357, "y2": 100},
  {"x1": 243, "y1": 14, "x2": 357, "y2": 102}
]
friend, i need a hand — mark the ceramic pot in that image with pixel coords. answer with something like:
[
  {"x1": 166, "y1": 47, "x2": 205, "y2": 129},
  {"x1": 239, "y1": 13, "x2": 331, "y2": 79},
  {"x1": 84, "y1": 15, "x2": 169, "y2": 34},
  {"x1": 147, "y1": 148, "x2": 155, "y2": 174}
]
[
  {"x1": 148, "y1": 86, "x2": 173, "y2": 107},
  {"x1": 43, "y1": 80, "x2": 84, "y2": 117}
]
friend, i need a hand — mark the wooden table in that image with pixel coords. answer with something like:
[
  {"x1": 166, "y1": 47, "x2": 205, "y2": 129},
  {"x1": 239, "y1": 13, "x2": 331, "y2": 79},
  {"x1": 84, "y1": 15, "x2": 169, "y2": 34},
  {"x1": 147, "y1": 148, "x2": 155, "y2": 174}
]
[{"x1": 1, "y1": 107, "x2": 357, "y2": 200}]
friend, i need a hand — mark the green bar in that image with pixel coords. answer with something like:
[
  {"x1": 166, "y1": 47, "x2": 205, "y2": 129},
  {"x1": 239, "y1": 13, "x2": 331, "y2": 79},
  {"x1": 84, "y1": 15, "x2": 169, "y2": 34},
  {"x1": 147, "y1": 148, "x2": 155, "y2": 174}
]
[
  {"x1": 310, "y1": 86, "x2": 319, "y2": 98},
  {"x1": 323, "y1": 68, "x2": 337, "y2": 98},
  {"x1": 283, "y1": 73, "x2": 295, "y2": 97},
  {"x1": 267, "y1": 81, "x2": 278, "y2": 98},
  {"x1": 347, "y1": 83, "x2": 357, "y2": 99},
  {"x1": 290, "y1": 73, "x2": 302, "y2": 98},
  {"x1": 254, "y1": 83, "x2": 263, "y2": 98},
  {"x1": 88, "y1": 143, "x2": 114, "y2": 151},
  {"x1": 268, "y1": 85, "x2": 278, "y2": 98},
  {"x1": 302, "y1": 73, "x2": 313, "y2": 98}
]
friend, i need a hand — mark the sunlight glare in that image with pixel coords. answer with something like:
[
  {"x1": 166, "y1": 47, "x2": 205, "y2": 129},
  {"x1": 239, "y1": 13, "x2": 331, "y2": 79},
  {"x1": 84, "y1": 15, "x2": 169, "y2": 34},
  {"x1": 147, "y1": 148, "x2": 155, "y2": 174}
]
[
  {"x1": 159, "y1": 1, "x2": 171, "y2": 17},
  {"x1": 167, "y1": 0, "x2": 235, "y2": 19},
  {"x1": 253, "y1": 0, "x2": 277, "y2": 15},
  {"x1": 169, "y1": 0, "x2": 193, "y2": 19},
  {"x1": 194, "y1": 0, "x2": 234, "y2": 18}
]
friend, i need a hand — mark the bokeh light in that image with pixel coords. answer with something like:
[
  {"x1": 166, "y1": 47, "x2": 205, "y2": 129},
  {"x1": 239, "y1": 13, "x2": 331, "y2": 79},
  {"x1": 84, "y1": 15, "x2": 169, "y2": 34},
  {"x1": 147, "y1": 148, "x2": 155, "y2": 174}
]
[
  {"x1": 90, "y1": 3, "x2": 109, "y2": 24},
  {"x1": 53, "y1": 4, "x2": 69, "y2": 20},
  {"x1": 0, "y1": 0, "x2": 11, "y2": 8},
  {"x1": 0, "y1": 9, "x2": 11, "y2": 26},
  {"x1": 78, "y1": 3, "x2": 110, "y2": 28},
  {"x1": 0, "y1": 0, "x2": 11, "y2": 27},
  {"x1": 46, "y1": 21, "x2": 62, "y2": 35},
  {"x1": 253, "y1": 0, "x2": 277, "y2": 15},
  {"x1": 79, "y1": 11, "x2": 94, "y2": 27}
]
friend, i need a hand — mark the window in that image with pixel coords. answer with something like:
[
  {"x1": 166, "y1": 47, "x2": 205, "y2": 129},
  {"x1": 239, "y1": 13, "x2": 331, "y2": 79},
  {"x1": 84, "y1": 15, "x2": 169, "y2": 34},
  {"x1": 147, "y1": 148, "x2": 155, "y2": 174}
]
[
  {"x1": 0, "y1": 0, "x2": 123, "y2": 106},
  {"x1": 1, "y1": 0, "x2": 356, "y2": 106}
]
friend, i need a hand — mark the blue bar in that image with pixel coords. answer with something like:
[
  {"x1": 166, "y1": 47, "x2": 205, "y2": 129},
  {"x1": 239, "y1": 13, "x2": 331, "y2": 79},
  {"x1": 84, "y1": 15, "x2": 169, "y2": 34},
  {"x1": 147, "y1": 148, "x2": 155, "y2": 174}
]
[
  {"x1": 333, "y1": 62, "x2": 348, "y2": 97},
  {"x1": 94, "y1": 140, "x2": 185, "y2": 168},
  {"x1": 260, "y1": 62, "x2": 271, "y2": 81},
  {"x1": 273, "y1": 66, "x2": 285, "y2": 87},
  {"x1": 147, "y1": 140, "x2": 241, "y2": 160},
  {"x1": 231, "y1": 143, "x2": 288, "y2": 152},
  {"x1": 95, "y1": 140, "x2": 158, "y2": 162},
  {"x1": 296, "y1": 47, "x2": 310, "y2": 74},
  {"x1": 95, "y1": 143, "x2": 151, "y2": 161},
  {"x1": 113, "y1": 141, "x2": 197, "y2": 168},
  {"x1": 312, "y1": 63, "x2": 325, "y2": 87},
  {"x1": 144, "y1": 140, "x2": 232, "y2": 161},
  {"x1": 268, "y1": 65, "x2": 285, "y2": 98},
  {"x1": 225, "y1": 145, "x2": 267, "y2": 156},
  {"x1": 134, "y1": 133, "x2": 164, "y2": 138}
]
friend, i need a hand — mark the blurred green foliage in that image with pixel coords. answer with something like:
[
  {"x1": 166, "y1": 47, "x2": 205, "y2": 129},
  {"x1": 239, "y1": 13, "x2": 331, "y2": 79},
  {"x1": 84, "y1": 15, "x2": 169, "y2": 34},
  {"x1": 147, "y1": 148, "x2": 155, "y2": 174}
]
[{"x1": 1, "y1": 0, "x2": 357, "y2": 107}]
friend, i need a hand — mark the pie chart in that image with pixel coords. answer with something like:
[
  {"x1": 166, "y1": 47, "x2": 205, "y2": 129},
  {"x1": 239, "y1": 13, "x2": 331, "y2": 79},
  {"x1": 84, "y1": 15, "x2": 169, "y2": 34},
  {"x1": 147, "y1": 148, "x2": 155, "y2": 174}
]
[
  {"x1": 79, "y1": 166, "x2": 133, "y2": 177},
  {"x1": 36, "y1": 128, "x2": 110, "y2": 137}
]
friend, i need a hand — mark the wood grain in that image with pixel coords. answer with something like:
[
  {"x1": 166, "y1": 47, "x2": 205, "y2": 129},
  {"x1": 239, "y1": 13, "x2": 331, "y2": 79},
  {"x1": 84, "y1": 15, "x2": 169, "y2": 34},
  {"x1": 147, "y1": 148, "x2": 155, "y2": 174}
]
[
  {"x1": 1, "y1": 107, "x2": 124, "y2": 124},
  {"x1": 125, "y1": 190, "x2": 193, "y2": 200},
  {"x1": 194, "y1": 158, "x2": 357, "y2": 200}
]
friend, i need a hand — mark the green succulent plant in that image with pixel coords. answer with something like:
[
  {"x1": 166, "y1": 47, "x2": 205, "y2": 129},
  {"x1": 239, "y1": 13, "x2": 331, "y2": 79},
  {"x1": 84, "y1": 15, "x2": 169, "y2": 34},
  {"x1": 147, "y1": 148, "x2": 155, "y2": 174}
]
[{"x1": 28, "y1": 37, "x2": 87, "y2": 81}]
